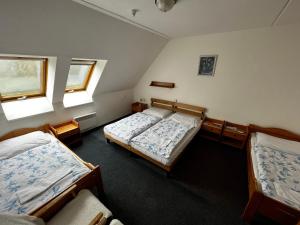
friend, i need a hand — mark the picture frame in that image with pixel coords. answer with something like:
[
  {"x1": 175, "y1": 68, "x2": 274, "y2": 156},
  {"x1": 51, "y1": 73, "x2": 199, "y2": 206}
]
[{"x1": 198, "y1": 55, "x2": 218, "y2": 76}]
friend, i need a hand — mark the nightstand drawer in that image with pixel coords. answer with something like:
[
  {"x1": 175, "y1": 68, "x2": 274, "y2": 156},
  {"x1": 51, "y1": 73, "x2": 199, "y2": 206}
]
[
  {"x1": 223, "y1": 130, "x2": 246, "y2": 141},
  {"x1": 58, "y1": 127, "x2": 80, "y2": 139},
  {"x1": 202, "y1": 124, "x2": 222, "y2": 134}
]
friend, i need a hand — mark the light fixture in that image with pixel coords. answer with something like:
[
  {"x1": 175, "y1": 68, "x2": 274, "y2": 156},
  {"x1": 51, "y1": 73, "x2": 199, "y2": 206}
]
[{"x1": 155, "y1": 0, "x2": 177, "y2": 12}]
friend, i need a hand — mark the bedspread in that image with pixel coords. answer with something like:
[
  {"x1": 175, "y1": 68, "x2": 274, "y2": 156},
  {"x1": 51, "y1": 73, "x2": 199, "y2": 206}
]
[
  {"x1": 253, "y1": 145, "x2": 300, "y2": 210},
  {"x1": 130, "y1": 119, "x2": 192, "y2": 159},
  {"x1": 104, "y1": 112, "x2": 160, "y2": 144},
  {"x1": 0, "y1": 139, "x2": 90, "y2": 214}
]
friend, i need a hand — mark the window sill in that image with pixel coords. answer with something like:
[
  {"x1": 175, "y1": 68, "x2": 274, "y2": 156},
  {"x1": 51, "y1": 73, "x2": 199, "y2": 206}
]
[
  {"x1": 1, "y1": 97, "x2": 54, "y2": 121},
  {"x1": 63, "y1": 91, "x2": 93, "y2": 108}
]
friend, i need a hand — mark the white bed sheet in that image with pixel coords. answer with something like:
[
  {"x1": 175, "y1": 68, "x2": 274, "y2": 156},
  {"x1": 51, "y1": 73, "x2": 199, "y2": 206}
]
[
  {"x1": 0, "y1": 134, "x2": 90, "y2": 215},
  {"x1": 130, "y1": 120, "x2": 202, "y2": 166}
]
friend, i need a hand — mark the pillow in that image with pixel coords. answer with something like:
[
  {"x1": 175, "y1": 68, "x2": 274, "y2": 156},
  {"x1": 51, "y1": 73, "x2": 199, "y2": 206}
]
[
  {"x1": 142, "y1": 107, "x2": 172, "y2": 119},
  {"x1": 255, "y1": 132, "x2": 300, "y2": 155},
  {"x1": 0, "y1": 214, "x2": 45, "y2": 225},
  {"x1": 0, "y1": 131, "x2": 51, "y2": 160},
  {"x1": 169, "y1": 112, "x2": 201, "y2": 129}
]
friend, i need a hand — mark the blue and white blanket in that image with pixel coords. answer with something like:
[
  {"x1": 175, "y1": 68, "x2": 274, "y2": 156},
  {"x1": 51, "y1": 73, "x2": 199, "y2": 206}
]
[
  {"x1": 0, "y1": 138, "x2": 90, "y2": 214},
  {"x1": 130, "y1": 119, "x2": 192, "y2": 159},
  {"x1": 253, "y1": 145, "x2": 300, "y2": 210},
  {"x1": 104, "y1": 112, "x2": 160, "y2": 144}
]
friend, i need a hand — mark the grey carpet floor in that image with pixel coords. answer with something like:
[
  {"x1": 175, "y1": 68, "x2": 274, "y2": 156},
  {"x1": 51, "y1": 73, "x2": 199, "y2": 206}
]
[{"x1": 73, "y1": 127, "x2": 277, "y2": 225}]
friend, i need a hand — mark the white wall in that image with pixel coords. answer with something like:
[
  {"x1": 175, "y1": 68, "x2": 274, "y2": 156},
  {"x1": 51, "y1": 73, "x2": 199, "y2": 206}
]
[
  {"x1": 0, "y1": 0, "x2": 167, "y2": 135},
  {"x1": 134, "y1": 24, "x2": 300, "y2": 133},
  {"x1": 0, "y1": 89, "x2": 133, "y2": 136}
]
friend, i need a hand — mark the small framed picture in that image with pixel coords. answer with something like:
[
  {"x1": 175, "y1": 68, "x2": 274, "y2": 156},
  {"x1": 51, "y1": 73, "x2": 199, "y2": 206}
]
[{"x1": 198, "y1": 55, "x2": 218, "y2": 76}]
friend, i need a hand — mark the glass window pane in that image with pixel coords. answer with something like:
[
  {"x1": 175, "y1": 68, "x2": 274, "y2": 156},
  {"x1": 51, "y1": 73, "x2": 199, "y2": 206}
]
[
  {"x1": 66, "y1": 64, "x2": 91, "y2": 90},
  {"x1": 0, "y1": 59, "x2": 43, "y2": 98}
]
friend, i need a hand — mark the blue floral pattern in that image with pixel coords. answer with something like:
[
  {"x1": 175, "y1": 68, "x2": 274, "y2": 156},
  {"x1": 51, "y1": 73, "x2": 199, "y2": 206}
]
[
  {"x1": 0, "y1": 139, "x2": 90, "y2": 214},
  {"x1": 130, "y1": 119, "x2": 192, "y2": 159},
  {"x1": 253, "y1": 145, "x2": 300, "y2": 210},
  {"x1": 104, "y1": 112, "x2": 160, "y2": 144}
]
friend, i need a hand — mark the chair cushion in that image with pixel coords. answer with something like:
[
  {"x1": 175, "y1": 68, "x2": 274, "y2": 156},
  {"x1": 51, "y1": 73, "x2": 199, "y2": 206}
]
[
  {"x1": 110, "y1": 219, "x2": 124, "y2": 225},
  {"x1": 47, "y1": 189, "x2": 112, "y2": 225}
]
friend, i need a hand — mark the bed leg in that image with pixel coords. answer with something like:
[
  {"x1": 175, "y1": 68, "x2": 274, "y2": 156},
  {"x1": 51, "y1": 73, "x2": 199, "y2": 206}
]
[
  {"x1": 94, "y1": 166, "x2": 104, "y2": 195},
  {"x1": 165, "y1": 170, "x2": 172, "y2": 178},
  {"x1": 242, "y1": 191, "x2": 261, "y2": 222},
  {"x1": 106, "y1": 138, "x2": 110, "y2": 144}
]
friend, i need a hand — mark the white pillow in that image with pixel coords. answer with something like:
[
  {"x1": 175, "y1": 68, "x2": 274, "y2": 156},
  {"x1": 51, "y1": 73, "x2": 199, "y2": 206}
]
[
  {"x1": 255, "y1": 132, "x2": 300, "y2": 155},
  {"x1": 169, "y1": 112, "x2": 201, "y2": 129},
  {"x1": 142, "y1": 107, "x2": 172, "y2": 119},
  {"x1": 0, "y1": 131, "x2": 51, "y2": 160}
]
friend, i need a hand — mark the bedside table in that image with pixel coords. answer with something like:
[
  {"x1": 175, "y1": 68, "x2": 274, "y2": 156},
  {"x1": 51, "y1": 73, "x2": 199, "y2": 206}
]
[
  {"x1": 199, "y1": 117, "x2": 224, "y2": 142},
  {"x1": 132, "y1": 102, "x2": 148, "y2": 113},
  {"x1": 50, "y1": 120, "x2": 82, "y2": 147},
  {"x1": 221, "y1": 122, "x2": 248, "y2": 149}
]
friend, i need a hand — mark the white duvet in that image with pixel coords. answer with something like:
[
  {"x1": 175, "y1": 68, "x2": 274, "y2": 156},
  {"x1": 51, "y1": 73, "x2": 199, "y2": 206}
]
[
  {"x1": 0, "y1": 135, "x2": 90, "y2": 214},
  {"x1": 104, "y1": 112, "x2": 161, "y2": 144},
  {"x1": 130, "y1": 118, "x2": 193, "y2": 159}
]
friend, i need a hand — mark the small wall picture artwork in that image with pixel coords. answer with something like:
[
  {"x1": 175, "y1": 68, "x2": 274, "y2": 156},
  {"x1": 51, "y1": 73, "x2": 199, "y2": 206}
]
[{"x1": 198, "y1": 55, "x2": 218, "y2": 76}]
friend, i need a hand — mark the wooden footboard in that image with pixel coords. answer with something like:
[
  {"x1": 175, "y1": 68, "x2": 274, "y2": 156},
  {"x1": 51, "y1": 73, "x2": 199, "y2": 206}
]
[
  {"x1": 31, "y1": 166, "x2": 103, "y2": 221},
  {"x1": 105, "y1": 132, "x2": 172, "y2": 172},
  {"x1": 242, "y1": 124, "x2": 300, "y2": 225}
]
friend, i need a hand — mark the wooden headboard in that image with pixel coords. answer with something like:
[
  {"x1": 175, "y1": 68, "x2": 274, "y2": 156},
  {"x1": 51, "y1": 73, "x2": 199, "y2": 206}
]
[
  {"x1": 151, "y1": 98, "x2": 175, "y2": 111},
  {"x1": 249, "y1": 124, "x2": 300, "y2": 142},
  {"x1": 174, "y1": 102, "x2": 206, "y2": 119},
  {"x1": 151, "y1": 98, "x2": 206, "y2": 118},
  {"x1": 0, "y1": 124, "x2": 50, "y2": 142}
]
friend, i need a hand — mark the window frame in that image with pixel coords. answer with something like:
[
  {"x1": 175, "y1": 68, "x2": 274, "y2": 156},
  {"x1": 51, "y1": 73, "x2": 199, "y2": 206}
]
[
  {"x1": 0, "y1": 56, "x2": 48, "y2": 102},
  {"x1": 65, "y1": 60, "x2": 96, "y2": 93}
]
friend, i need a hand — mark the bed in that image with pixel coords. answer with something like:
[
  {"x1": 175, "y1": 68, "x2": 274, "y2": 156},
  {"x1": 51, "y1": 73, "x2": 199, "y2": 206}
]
[
  {"x1": 0, "y1": 125, "x2": 103, "y2": 221},
  {"x1": 242, "y1": 124, "x2": 300, "y2": 225},
  {"x1": 104, "y1": 98, "x2": 206, "y2": 172},
  {"x1": 104, "y1": 98, "x2": 174, "y2": 149}
]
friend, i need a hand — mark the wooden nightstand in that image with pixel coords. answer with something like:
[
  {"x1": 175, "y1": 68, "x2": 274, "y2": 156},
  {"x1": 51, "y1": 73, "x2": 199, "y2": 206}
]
[
  {"x1": 221, "y1": 122, "x2": 248, "y2": 149},
  {"x1": 50, "y1": 120, "x2": 82, "y2": 147},
  {"x1": 199, "y1": 117, "x2": 224, "y2": 141},
  {"x1": 132, "y1": 102, "x2": 148, "y2": 113},
  {"x1": 200, "y1": 118, "x2": 249, "y2": 150}
]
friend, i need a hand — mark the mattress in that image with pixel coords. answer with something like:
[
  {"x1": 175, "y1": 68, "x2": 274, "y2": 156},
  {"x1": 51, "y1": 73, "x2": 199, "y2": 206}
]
[
  {"x1": 250, "y1": 133, "x2": 300, "y2": 210},
  {"x1": 130, "y1": 119, "x2": 202, "y2": 166},
  {"x1": 0, "y1": 134, "x2": 90, "y2": 215},
  {"x1": 103, "y1": 112, "x2": 161, "y2": 144}
]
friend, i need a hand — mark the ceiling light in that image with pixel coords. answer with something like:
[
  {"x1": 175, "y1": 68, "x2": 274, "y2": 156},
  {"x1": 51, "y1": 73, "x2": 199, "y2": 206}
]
[{"x1": 155, "y1": 0, "x2": 177, "y2": 12}]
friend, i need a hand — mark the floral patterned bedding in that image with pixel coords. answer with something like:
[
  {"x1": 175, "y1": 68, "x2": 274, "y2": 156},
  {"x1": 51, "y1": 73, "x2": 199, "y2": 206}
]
[
  {"x1": 0, "y1": 136, "x2": 90, "y2": 214},
  {"x1": 130, "y1": 118, "x2": 192, "y2": 159},
  {"x1": 104, "y1": 112, "x2": 160, "y2": 144},
  {"x1": 253, "y1": 144, "x2": 300, "y2": 210}
]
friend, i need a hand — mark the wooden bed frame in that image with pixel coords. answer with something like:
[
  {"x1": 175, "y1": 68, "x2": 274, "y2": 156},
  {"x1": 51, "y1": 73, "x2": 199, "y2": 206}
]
[
  {"x1": 0, "y1": 125, "x2": 103, "y2": 221},
  {"x1": 242, "y1": 124, "x2": 300, "y2": 225},
  {"x1": 104, "y1": 98, "x2": 206, "y2": 172}
]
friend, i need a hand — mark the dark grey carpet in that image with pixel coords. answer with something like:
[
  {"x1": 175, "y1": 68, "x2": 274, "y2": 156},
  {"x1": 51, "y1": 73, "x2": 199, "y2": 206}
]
[{"x1": 73, "y1": 127, "x2": 277, "y2": 225}]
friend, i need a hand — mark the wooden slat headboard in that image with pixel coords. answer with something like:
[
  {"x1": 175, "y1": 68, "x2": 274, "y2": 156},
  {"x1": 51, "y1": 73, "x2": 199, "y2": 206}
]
[
  {"x1": 0, "y1": 124, "x2": 50, "y2": 142},
  {"x1": 151, "y1": 98, "x2": 206, "y2": 118},
  {"x1": 174, "y1": 102, "x2": 206, "y2": 119},
  {"x1": 249, "y1": 124, "x2": 300, "y2": 142},
  {"x1": 151, "y1": 98, "x2": 175, "y2": 111}
]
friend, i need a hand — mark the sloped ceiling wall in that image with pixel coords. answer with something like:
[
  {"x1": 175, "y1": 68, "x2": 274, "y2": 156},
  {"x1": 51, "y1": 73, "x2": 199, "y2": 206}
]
[{"x1": 0, "y1": 0, "x2": 167, "y2": 95}]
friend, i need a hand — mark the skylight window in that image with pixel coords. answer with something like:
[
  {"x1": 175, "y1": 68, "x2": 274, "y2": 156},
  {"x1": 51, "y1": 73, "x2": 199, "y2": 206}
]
[
  {"x1": 65, "y1": 60, "x2": 96, "y2": 92},
  {"x1": 0, "y1": 57, "x2": 47, "y2": 101}
]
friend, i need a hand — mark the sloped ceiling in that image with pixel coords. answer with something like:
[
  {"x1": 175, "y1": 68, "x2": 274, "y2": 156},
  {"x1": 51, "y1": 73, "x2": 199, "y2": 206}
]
[
  {"x1": 74, "y1": 0, "x2": 299, "y2": 38},
  {"x1": 0, "y1": 0, "x2": 167, "y2": 96}
]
